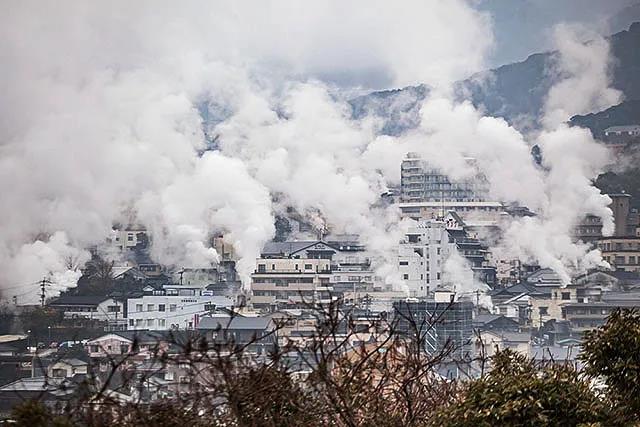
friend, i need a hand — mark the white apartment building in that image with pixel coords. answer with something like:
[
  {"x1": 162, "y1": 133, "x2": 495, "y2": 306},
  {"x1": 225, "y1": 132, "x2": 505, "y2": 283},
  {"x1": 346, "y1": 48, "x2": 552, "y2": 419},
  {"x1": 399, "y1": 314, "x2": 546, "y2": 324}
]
[
  {"x1": 108, "y1": 227, "x2": 148, "y2": 251},
  {"x1": 127, "y1": 283, "x2": 234, "y2": 331},
  {"x1": 398, "y1": 220, "x2": 454, "y2": 298},
  {"x1": 250, "y1": 257, "x2": 334, "y2": 310},
  {"x1": 398, "y1": 201, "x2": 504, "y2": 225}
]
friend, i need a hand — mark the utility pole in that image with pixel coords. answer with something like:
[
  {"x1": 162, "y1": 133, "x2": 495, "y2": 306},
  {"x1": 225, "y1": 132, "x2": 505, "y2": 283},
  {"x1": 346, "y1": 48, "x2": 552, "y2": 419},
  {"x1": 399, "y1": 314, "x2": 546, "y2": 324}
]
[{"x1": 40, "y1": 277, "x2": 51, "y2": 307}]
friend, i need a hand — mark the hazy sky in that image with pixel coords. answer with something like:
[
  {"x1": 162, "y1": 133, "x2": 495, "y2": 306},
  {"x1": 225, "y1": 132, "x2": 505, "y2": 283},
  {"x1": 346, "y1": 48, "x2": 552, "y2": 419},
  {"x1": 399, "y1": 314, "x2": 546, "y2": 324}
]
[{"x1": 479, "y1": 0, "x2": 640, "y2": 66}]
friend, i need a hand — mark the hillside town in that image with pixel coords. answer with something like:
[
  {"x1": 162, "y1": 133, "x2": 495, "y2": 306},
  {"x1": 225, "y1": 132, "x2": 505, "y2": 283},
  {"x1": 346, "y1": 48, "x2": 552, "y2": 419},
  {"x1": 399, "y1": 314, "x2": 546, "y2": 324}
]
[
  {"x1": 2, "y1": 141, "x2": 640, "y2": 416},
  {"x1": 5, "y1": 1, "x2": 640, "y2": 424}
]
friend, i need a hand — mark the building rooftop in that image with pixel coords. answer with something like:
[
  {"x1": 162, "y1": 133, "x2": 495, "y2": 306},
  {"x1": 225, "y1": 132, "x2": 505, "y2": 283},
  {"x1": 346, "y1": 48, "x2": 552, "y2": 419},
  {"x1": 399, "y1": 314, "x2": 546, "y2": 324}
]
[
  {"x1": 604, "y1": 125, "x2": 640, "y2": 133},
  {"x1": 49, "y1": 295, "x2": 112, "y2": 306},
  {"x1": 198, "y1": 315, "x2": 273, "y2": 331},
  {"x1": 261, "y1": 240, "x2": 338, "y2": 258}
]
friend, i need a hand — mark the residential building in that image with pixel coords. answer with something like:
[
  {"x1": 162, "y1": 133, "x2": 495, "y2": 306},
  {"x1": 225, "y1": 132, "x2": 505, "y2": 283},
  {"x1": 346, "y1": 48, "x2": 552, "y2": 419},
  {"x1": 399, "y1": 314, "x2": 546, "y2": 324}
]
[
  {"x1": 597, "y1": 236, "x2": 640, "y2": 272},
  {"x1": 326, "y1": 234, "x2": 383, "y2": 297},
  {"x1": 472, "y1": 314, "x2": 520, "y2": 333},
  {"x1": 400, "y1": 153, "x2": 489, "y2": 203},
  {"x1": 604, "y1": 124, "x2": 640, "y2": 144},
  {"x1": 48, "y1": 296, "x2": 125, "y2": 324},
  {"x1": 574, "y1": 194, "x2": 640, "y2": 242},
  {"x1": 48, "y1": 358, "x2": 88, "y2": 378},
  {"x1": 127, "y1": 284, "x2": 234, "y2": 331},
  {"x1": 398, "y1": 220, "x2": 452, "y2": 297},
  {"x1": 562, "y1": 291, "x2": 640, "y2": 332},
  {"x1": 197, "y1": 315, "x2": 277, "y2": 355},
  {"x1": 108, "y1": 226, "x2": 148, "y2": 251},
  {"x1": 398, "y1": 214, "x2": 495, "y2": 298},
  {"x1": 250, "y1": 241, "x2": 338, "y2": 311},
  {"x1": 475, "y1": 330, "x2": 530, "y2": 358}
]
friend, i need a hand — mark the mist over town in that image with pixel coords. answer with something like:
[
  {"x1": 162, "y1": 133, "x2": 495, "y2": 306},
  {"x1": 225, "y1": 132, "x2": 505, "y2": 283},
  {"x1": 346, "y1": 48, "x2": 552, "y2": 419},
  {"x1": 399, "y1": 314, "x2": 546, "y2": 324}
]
[{"x1": 1, "y1": 1, "x2": 640, "y2": 425}]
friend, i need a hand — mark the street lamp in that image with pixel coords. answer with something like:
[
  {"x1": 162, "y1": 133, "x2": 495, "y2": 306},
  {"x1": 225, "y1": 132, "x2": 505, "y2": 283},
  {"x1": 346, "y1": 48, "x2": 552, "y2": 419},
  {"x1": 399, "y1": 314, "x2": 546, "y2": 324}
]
[
  {"x1": 26, "y1": 330, "x2": 31, "y2": 351},
  {"x1": 48, "y1": 326, "x2": 51, "y2": 343}
]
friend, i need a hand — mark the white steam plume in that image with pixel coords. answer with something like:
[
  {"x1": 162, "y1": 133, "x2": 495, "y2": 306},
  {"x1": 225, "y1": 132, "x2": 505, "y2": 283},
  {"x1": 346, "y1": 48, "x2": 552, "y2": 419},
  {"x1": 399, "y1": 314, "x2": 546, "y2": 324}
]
[
  {"x1": 0, "y1": 1, "x2": 493, "y2": 302},
  {"x1": 543, "y1": 23, "x2": 623, "y2": 128}
]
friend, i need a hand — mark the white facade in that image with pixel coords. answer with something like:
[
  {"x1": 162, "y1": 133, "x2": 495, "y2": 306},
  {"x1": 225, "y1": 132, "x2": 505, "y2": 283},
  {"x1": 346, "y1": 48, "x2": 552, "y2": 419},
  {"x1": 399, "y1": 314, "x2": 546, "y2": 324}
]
[
  {"x1": 398, "y1": 221, "x2": 455, "y2": 298},
  {"x1": 59, "y1": 298, "x2": 125, "y2": 323},
  {"x1": 127, "y1": 285, "x2": 234, "y2": 331},
  {"x1": 250, "y1": 258, "x2": 333, "y2": 310},
  {"x1": 398, "y1": 201, "x2": 504, "y2": 225},
  {"x1": 172, "y1": 268, "x2": 220, "y2": 287},
  {"x1": 109, "y1": 228, "x2": 147, "y2": 250}
]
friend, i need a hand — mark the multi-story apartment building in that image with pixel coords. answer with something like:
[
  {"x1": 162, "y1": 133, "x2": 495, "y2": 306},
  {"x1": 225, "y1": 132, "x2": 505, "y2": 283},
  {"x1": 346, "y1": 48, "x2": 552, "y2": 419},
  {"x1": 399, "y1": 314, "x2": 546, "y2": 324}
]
[
  {"x1": 108, "y1": 226, "x2": 148, "y2": 251},
  {"x1": 597, "y1": 236, "x2": 640, "y2": 272},
  {"x1": 398, "y1": 213, "x2": 496, "y2": 298},
  {"x1": 326, "y1": 234, "x2": 382, "y2": 296},
  {"x1": 127, "y1": 283, "x2": 234, "y2": 331},
  {"x1": 574, "y1": 194, "x2": 640, "y2": 243},
  {"x1": 603, "y1": 125, "x2": 640, "y2": 144},
  {"x1": 398, "y1": 221, "x2": 452, "y2": 298},
  {"x1": 250, "y1": 245, "x2": 334, "y2": 310},
  {"x1": 400, "y1": 153, "x2": 489, "y2": 203}
]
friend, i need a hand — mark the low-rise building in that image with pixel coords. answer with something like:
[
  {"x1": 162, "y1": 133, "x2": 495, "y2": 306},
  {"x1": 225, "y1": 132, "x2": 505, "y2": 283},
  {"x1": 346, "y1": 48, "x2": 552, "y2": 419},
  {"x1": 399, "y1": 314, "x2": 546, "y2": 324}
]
[
  {"x1": 49, "y1": 296, "x2": 125, "y2": 324},
  {"x1": 604, "y1": 124, "x2": 640, "y2": 144},
  {"x1": 197, "y1": 315, "x2": 277, "y2": 355},
  {"x1": 597, "y1": 236, "x2": 640, "y2": 272},
  {"x1": 127, "y1": 284, "x2": 234, "y2": 331},
  {"x1": 562, "y1": 291, "x2": 640, "y2": 332}
]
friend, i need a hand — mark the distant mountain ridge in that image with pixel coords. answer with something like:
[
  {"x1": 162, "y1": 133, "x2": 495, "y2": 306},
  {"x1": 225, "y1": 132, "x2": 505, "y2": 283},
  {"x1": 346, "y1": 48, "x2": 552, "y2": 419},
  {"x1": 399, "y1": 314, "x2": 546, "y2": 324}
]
[
  {"x1": 570, "y1": 100, "x2": 640, "y2": 138},
  {"x1": 352, "y1": 22, "x2": 640, "y2": 135}
]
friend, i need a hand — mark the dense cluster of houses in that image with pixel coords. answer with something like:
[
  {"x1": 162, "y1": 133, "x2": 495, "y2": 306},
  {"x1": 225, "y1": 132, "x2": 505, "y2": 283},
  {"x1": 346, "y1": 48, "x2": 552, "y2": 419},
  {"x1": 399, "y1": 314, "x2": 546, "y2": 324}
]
[{"x1": 2, "y1": 151, "x2": 640, "y2": 416}]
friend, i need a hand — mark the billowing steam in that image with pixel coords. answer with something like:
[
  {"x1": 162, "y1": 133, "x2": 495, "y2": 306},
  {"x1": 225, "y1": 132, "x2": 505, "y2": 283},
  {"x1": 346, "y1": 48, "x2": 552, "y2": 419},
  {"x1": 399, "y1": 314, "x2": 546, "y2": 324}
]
[{"x1": 0, "y1": 1, "x2": 621, "y2": 302}]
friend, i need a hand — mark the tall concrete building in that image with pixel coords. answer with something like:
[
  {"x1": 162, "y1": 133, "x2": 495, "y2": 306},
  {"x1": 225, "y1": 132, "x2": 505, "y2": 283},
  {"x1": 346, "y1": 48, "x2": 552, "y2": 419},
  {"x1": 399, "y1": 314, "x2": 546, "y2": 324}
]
[
  {"x1": 400, "y1": 153, "x2": 489, "y2": 203},
  {"x1": 398, "y1": 213, "x2": 496, "y2": 299}
]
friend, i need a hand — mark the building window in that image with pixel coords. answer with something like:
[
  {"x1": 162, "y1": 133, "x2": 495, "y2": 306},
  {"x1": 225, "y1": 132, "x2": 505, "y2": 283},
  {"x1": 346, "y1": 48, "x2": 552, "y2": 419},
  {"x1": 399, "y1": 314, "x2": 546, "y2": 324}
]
[
  {"x1": 107, "y1": 305, "x2": 120, "y2": 312},
  {"x1": 158, "y1": 304, "x2": 165, "y2": 312},
  {"x1": 159, "y1": 319, "x2": 166, "y2": 327},
  {"x1": 135, "y1": 319, "x2": 143, "y2": 326},
  {"x1": 147, "y1": 319, "x2": 155, "y2": 327},
  {"x1": 169, "y1": 304, "x2": 177, "y2": 312},
  {"x1": 120, "y1": 345, "x2": 129, "y2": 353},
  {"x1": 257, "y1": 264, "x2": 266, "y2": 273},
  {"x1": 561, "y1": 292, "x2": 571, "y2": 300},
  {"x1": 90, "y1": 345, "x2": 99, "y2": 353},
  {"x1": 52, "y1": 368, "x2": 67, "y2": 378},
  {"x1": 304, "y1": 264, "x2": 312, "y2": 270},
  {"x1": 399, "y1": 261, "x2": 409, "y2": 266},
  {"x1": 136, "y1": 304, "x2": 143, "y2": 312},
  {"x1": 539, "y1": 307, "x2": 548, "y2": 316},
  {"x1": 147, "y1": 304, "x2": 154, "y2": 311},
  {"x1": 129, "y1": 319, "x2": 134, "y2": 326},
  {"x1": 127, "y1": 234, "x2": 134, "y2": 241},
  {"x1": 403, "y1": 274, "x2": 409, "y2": 280}
]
